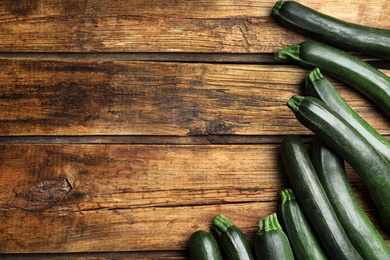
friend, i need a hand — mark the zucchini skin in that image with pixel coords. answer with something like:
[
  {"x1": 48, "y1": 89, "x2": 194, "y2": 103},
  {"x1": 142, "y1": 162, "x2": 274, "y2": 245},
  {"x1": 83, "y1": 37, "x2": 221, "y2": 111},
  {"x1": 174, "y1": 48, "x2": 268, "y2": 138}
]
[
  {"x1": 188, "y1": 230, "x2": 223, "y2": 260},
  {"x1": 281, "y1": 135, "x2": 363, "y2": 260},
  {"x1": 275, "y1": 41, "x2": 390, "y2": 117},
  {"x1": 304, "y1": 68, "x2": 390, "y2": 163},
  {"x1": 287, "y1": 95, "x2": 390, "y2": 233},
  {"x1": 310, "y1": 138, "x2": 390, "y2": 260},
  {"x1": 272, "y1": 0, "x2": 390, "y2": 59},
  {"x1": 254, "y1": 213, "x2": 294, "y2": 260},
  {"x1": 212, "y1": 214, "x2": 255, "y2": 260},
  {"x1": 278, "y1": 189, "x2": 328, "y2": 260}
]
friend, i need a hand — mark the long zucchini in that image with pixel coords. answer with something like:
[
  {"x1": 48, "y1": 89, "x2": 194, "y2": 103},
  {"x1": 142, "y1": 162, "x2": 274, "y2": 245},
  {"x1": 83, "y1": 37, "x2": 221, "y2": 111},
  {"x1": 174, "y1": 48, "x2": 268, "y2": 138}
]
[
  {"x1": 272, "y1": 0, "x2": 390, "y2": 59},
  {"x1": 304, "y1": 67, "x2": 390, "y2": 163},
  {"x1": 310, "y1": 138, "x2": 390, "y2": 260},
  {"x1": 287, "y1": 95, "x2": 390, "y2": 233},
  {"x1": 275, "y1": 41, "x2": 390, "y2": 117},
  {"x1": 212, "y1": 214, "x2": 255, "y2": 260},
  {"x1": 254, "y1": 213, "x2": 294, "y2": 260},
  {"x1": 188, "y1": 230, "x2": 223, "y2": 260},
  {"x1": 281, "y1": 135, "x2": 362, "y2": 260},
  {"x1": 278, "y1": 189, "x2": 328, "y2": 260}
]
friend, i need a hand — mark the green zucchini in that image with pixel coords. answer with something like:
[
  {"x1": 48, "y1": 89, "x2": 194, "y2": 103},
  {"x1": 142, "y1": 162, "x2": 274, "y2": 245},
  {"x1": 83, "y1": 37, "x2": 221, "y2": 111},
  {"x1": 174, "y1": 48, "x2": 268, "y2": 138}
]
[
  {"x1": 275, "y1": 41, "x2": 390, "y2": 117},
  {"x1": 188, "y1": 230, "x2": 222, "y2": 260},
  {"x1": 310, "y1": 137, "x2": 390, "y2": 260},
  {"x1": 281, "y1": 134, "x2": 362, "y2": 260},
  {"x1": 287, "y1": 95, "x2": 390, "y2": 233},
  {"x1": 278, "y1": 189, "x2": 328, "y2": 260},
  {"x1": 272, "y1": 0, "x2": 390, "y2": 59},
  {"x1": 212, "y1": 214, "x2": 255, "y2": 260},
  {"x1": 304, "y1": 68, "x2": 390, "y2": 163},
  {"x1": 254, "y1": 213, "x2": 294, "y2": 260}
]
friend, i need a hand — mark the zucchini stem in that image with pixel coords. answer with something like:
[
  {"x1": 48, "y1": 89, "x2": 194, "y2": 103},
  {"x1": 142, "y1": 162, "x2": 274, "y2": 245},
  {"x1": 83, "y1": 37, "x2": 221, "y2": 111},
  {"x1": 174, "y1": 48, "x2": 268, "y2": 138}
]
[
  {"x1": 275, "y1": 44, "x2": 301, "y2": 61},
  {"x1": 272, "y1": 0, "x2": 285, "y2": 15},
  {"x1": 287, "y1": 95, "x2": 303, "y2": 112},
  {"x1": 307, "y1": 68, "x2": 323, "y2": 82},
  {"x1": 280, "y1": 188, "x2": 295, "y2": 203},
  {"x1": 213, "y1": 214, "x2": 234, "y2": 235},
  {"x1": 259, "y1": 213, "x2": 283, "y2": 232}
]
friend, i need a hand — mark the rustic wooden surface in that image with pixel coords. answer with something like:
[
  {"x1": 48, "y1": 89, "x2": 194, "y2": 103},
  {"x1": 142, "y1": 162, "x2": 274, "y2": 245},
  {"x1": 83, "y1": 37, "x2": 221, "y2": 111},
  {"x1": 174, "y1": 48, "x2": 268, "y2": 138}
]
[
  {"x1": 0, "y1": 0, "x2": 389, "y2": 53},
  {"x1": 0, "y1": 0, "x2": 389, "y2": 259}
]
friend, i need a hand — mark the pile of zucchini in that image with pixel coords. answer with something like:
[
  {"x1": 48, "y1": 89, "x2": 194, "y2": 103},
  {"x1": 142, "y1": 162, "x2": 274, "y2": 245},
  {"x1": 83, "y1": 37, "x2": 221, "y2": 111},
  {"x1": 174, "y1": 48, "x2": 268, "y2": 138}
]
[
  {"x1": 188, "y1": 1, "x2": 390, "y2": 259},
  {"x1": 188, "y1": 213, "x2": 293, "y2": 260},
  {"x1": 276, "y1": 0, "x2": 390, "y2": 258}
]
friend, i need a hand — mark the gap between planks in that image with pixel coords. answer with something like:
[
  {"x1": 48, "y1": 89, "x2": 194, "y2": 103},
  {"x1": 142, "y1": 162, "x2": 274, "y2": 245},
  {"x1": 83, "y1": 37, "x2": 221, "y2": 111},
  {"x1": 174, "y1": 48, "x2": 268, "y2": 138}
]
[
  {"x1": 0, "y1": 52, "x2": 389, "y2": 69},
  {"x1": 0, "y1": 135, "x2": 316, "y2": 145},
  {"x1": 0, "y1": 52, "x2": 280, "y2": 64}
]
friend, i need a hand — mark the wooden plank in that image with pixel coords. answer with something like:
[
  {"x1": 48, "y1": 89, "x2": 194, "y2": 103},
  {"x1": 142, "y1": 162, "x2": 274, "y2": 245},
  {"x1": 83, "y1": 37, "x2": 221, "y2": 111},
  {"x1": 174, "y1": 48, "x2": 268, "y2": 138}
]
[
  {"x1": 1, "y1": 202, "x2": 273, "y2": 254},
  {"x1": 0, "y1": 144, "x2": 388, "y2": 253},
  {"x1": 0, "y1": 144, "x2": 288, "y2": 211},
  {"x1": 0, "y1": 251, "x2": 188, "y2": 260},
  {"x1": 1, "y1": 59, "x2": 389, "y2": 136},
  {"x1": 0, "y1": 0, "x2": 388, "y2": 53}
]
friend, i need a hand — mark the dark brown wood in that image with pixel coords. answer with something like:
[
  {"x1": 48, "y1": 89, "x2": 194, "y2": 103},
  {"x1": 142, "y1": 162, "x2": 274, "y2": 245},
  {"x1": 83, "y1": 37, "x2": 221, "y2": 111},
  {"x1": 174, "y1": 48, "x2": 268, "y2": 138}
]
[
  {"x1": 0, "y1": 144, "x2": 282, "y2": 253},
  {"x1": 0, "y1": 144, "x2": 388, "y2": 254},
  {"x1": 0, "y1": 0, "x2": 388, "y2": 53},
  {"x1": 0, "y1": 251, "x2": 188, "y2": 260},
  {"x1": 1, "y1": 59, "x2": 389, "y2": 136},
  {"x1": 0, "y1": 53, "x2": 280, "y2": 64},
  {"x1": 1, "y1": 0, "x2": 390, "y2": 258}
]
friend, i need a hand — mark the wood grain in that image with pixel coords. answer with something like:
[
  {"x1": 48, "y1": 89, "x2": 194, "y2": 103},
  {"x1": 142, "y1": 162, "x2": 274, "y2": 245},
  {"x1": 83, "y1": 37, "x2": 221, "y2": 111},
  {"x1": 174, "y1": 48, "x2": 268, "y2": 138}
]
[
  {"x1": 0, "y1": 144, "x2": 388, "y2": 254},
  {"x1": 1, "y1": 59, "x2": 389, "y2": 136},
  {"x1": 0, "y1": 251, "x2": 188, "y2": 260},
  {"x1": 1, "y1": 0, "x2": 390, "y2": 258},
  {"x1": 0, "y1": 0, "x2": 388, "y2": 52}
]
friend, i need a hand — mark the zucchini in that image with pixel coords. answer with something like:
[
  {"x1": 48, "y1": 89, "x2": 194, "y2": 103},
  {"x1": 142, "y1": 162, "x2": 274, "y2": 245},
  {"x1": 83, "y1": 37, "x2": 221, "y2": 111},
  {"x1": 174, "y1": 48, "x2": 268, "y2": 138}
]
[
  {"x1": 272, "y1": 0, "x2": 390, "y2": 59},
  {"x1": 278, "y1": 189, "x2": 328, "y2": 260},
  {"x1": 188, "y1": 230, "x2": 222, "y2": 260},
  {"x1": 275, "y1": 41, "x2": 390, "y2": 117},
  {"x1": 304, "y1": 68, "x2": 390, "y2": 163},
  {"x1": 310, "y1": 137, "x2": 390, "y2": 260},
  {"x1": 254, "y1": 213, "x2": 294, "y2": 260},
  {"x1": 281, "y1": 134, "x2": 362, "y2": 260},
  {"x1": 287, "y1": 95, "x2": 390, "y2": 233},
  {"x1": 212, "y1": 214, "x2": 255, "y2": 260}
]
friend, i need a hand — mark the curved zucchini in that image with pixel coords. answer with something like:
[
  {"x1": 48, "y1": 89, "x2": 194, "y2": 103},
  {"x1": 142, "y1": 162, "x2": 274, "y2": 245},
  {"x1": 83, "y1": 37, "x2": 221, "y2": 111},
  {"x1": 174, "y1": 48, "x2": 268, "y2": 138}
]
[
  {"x1": 188, "y1": 230, "x2": 222, "y2": 260},
  {"x1": 254, "y1": 213, "x2": 294, "y2": 260},
  {"x1": 212, "y1": 214, "x2": 255, "y2": 260},
  {"x1": 275, "y1": 41, "x2": 390, "y2": 117},
  {"x1": 304, "y1": 68, "x2": 390, "y2": 163},
  {"x1": 287, "y1": 95, "x2": 390, "y2": 233},
  {"x1": 278, "y1": 189, "x2": 328, "y2": 260},
  {"x1": 272, "y1": 0, "x2": 390, "y2": 59},
  {"x1": 281, "y1": 135, "x2": 362, "y2": 260},
  {"x1": 310, "y1": 138, "x2": 390, "y2": 260}
]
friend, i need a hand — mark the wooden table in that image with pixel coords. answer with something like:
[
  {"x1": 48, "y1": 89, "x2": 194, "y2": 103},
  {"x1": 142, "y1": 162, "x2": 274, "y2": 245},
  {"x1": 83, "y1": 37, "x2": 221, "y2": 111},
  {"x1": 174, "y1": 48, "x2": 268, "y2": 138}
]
[{"x1": 0, "y1": 0, "x2": 389, "y2": 258}]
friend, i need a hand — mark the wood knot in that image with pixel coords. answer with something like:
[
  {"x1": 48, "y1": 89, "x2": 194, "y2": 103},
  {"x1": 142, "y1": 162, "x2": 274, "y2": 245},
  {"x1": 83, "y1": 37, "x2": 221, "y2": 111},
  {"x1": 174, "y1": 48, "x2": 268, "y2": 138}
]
[{"x1": 18, "y1": 178, "x2": 73, "y2": 210}]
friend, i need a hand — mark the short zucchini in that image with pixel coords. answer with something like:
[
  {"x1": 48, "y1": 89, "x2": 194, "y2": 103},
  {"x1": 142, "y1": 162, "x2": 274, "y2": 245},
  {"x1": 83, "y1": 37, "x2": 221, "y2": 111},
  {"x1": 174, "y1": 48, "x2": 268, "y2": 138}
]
[
  {"x1": 281, "y1": 135, "x2": 363, "y2": 260},
  {"x1": 275, "y1": 41, "x2": 390, "y2": 117},
  {"x1": 287, "y1": 95, "x2": 390, "y2": 233},
  {"x1": 212, "y1": 214, "x2": 255, "y2": 260},
  {"x1": 254, "y1": 213, "x2": 294, "y2": 260},
  {"x1": 188, "y1": 230, "x2": 222, "y2": 260},
  {"x1": 310, "y1": 137, "x2": 390, "y2": 260},
  {"x1": 304, "y1": 67, "x2": 390, "y2": 163},
  {"x1": 272, "y1": 0, "x2": 390, "y2": 59},
  {"x1": 278, "y1": 188, "x2": 328, "y2": 260}
]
